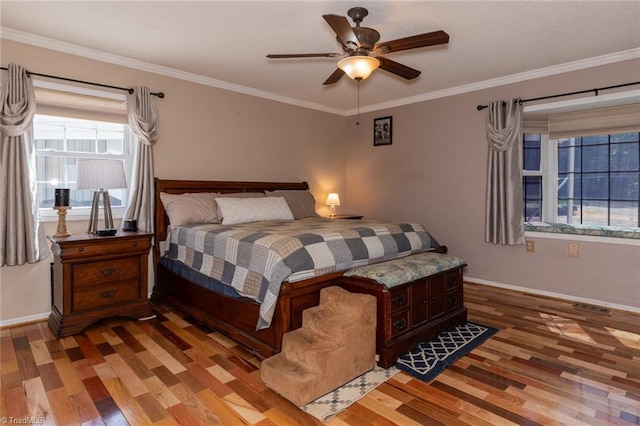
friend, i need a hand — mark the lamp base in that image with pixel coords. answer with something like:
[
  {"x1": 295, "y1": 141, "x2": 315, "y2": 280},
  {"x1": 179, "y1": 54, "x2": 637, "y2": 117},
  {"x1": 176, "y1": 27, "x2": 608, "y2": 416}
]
[
  {"x1": 329, "y1": 205, "x2": 336, "y2": 218},
  {"x1": 87, "y1": 189, "x2": 115, "y2": 235}
]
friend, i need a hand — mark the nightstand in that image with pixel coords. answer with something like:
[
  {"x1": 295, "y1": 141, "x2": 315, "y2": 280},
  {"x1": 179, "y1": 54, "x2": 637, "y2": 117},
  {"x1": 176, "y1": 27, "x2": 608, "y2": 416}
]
[
  {"x1": 329, "y1": 214, "x2": 364, "y2": 220},
  {"x1": 48, "y1": 231, "x2": 153, "y2": 338}
]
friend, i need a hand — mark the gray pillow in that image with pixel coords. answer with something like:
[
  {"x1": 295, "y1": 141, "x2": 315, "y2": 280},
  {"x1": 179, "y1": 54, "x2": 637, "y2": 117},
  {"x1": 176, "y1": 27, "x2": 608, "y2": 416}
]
[
  {"x1": 160, "y1": 192, "x2": 221, "y2": 228},
  {"x1": 266, "y1": 190, "x2": 320, "y2": 219}
]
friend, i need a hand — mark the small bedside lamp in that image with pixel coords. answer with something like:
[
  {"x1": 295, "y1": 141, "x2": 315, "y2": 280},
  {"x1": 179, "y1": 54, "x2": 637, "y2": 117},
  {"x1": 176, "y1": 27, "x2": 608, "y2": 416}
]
[
  {"x1": 76, "y1": 159, "x2": 127, "y2": 235},
  {"x1": 325, "y1": 193, "x2": 341, "y2": 217}
]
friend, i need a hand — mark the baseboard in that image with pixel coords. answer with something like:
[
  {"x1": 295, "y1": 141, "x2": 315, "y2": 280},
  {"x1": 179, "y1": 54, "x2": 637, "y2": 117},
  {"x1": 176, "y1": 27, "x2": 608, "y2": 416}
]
[
  {"x1": 465, "y1": 276, "x2": 640, "y2": 314},
  {"x1": 0, "y1": 312, "x2": 50, "y2": 329},
  {"x1": 1, "y1": 293, "x2": 155, "y2": 329},
  {"x1": 3, "y1": 280, "x2": 637, "y2": 328}
]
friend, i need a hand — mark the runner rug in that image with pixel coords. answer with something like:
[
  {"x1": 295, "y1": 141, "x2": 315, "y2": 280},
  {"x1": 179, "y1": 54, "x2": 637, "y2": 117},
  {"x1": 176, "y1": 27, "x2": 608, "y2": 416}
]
[
  {"x1": 301, "y1": 322, "x2": 497, "y2": 421},
  {"x1": 396, "y1": 322, "x2": 499, "y2": 382}
]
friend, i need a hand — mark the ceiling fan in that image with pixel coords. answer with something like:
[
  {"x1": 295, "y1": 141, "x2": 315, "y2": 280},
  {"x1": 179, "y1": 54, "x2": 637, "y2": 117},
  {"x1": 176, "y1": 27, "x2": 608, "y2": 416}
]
[{"x1": 266, "y1": 6, "x2": 449, "y2": 85}]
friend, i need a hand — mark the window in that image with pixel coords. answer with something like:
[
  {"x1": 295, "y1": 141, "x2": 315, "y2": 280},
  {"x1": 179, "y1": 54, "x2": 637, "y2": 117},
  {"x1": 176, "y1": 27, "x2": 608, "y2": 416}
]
[
  {"x1": 35, "y1": 114, "x2": 134, "y2": 216},
  {"x1": 523, "y1": 131, "x2": 640, "y2": 227},
  {"x1": 31, "y1": 83, "x2": 132, "y2": 219}
]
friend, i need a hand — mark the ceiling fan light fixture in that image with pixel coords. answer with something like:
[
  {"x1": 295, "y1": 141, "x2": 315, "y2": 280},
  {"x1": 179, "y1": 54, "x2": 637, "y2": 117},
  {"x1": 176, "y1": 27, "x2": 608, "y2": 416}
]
[{"x1": 337, "y1": 56, "x2": 380, "y2": 80}]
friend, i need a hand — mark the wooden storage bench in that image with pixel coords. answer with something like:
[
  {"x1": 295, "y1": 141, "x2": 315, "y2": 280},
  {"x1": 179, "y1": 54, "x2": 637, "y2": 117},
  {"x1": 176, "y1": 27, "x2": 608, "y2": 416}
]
[{"x1": 341, "y1": 252, "x2": 468, "y2": 367}]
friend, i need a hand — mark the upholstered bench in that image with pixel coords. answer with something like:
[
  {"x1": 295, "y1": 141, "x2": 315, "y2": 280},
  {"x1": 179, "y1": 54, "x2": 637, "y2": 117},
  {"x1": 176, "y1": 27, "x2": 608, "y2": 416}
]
[{"x1": 342, "y1": 252, "x2": 468, "y2": 367}]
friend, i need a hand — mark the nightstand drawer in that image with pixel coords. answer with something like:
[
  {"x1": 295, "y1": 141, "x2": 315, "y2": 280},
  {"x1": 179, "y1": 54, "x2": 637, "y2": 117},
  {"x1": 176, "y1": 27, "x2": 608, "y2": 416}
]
[
  {"x1": 73, "y1": 258, "x2": 139, "y2": 287},
  {"x1": 57, "y1": 238, "x2": 151, "y2": 260},
  {"x1": 73, "y1": 280, "x2": 139, "y2": 311}
]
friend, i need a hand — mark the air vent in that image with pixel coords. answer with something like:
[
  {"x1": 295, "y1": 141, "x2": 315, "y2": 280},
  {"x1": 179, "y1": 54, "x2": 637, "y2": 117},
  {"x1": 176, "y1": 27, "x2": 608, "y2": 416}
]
[{"x1": 572, "y1": 303, "x2": 611, "y2": 315}]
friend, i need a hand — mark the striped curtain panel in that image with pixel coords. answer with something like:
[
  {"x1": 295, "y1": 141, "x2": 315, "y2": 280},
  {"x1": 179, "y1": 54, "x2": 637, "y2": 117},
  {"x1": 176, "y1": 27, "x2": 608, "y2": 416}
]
[
  {"x1": 0, "y1": 63, "x2": 50, "y2": 266},
  {"x1": 485, "y1": 99, "x2": 525, "y2": 246},
  {"x1": 124, "y1": 87, "x2": 159, "y2": 233}
]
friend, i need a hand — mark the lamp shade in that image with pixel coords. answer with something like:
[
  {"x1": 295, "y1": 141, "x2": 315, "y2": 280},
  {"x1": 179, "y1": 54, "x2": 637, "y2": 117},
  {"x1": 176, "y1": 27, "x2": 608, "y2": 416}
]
[
  {"x1": 325, "y1": 193, "x2": 341, "y2": 206},
  {"x1": 337, "y1": 56, "x2": 380, "y2": 80},
  {"x1": 76, "y1": 159, "x2": 127, "y2": 190}
]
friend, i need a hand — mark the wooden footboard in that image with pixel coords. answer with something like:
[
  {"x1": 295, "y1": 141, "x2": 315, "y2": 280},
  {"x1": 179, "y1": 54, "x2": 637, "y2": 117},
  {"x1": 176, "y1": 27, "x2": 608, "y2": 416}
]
[{"x1": 151, "y1": 263, "x2": 343, "y2": 358}]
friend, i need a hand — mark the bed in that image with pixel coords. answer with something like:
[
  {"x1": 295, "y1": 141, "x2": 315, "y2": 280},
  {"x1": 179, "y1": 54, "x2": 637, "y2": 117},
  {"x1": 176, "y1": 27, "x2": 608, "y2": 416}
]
[{"x1": 150, "y1": 178, "x2": 446, "y2": 359}]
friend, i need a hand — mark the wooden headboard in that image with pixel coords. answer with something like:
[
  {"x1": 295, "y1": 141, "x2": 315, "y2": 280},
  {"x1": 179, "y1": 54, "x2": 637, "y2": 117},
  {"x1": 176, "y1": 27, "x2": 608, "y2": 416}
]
[{"x1": 153, "y1": 178, "x2": 310, "y2": 260}]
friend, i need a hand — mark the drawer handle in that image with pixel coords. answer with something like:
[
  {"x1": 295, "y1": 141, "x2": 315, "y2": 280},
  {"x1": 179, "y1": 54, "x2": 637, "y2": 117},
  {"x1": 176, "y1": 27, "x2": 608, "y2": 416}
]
[
  {"x1": 448, "y1": 276, "x2": 458, "y2": 286},
  {"x1": 99, "y1": 290, "x2": 116, "y2": 299},
  {"x1": 393, "y1": 318, "x2": 407, "y2": 331},
  {"x1": 448, "y1": 296, "x2": 458, "y2": 306},
  {"x1": 132, "y1": 242, "x2": 138, "y2": 247},
  {"x1": 392, "y1": 294, "x2": 406, "y2": 305},
  {"x1": 100, "y1": 268, "x2": 116, "y2": 277},
  {"x1": 78, "y1": 247, "x2": 84, "y2": 252}
]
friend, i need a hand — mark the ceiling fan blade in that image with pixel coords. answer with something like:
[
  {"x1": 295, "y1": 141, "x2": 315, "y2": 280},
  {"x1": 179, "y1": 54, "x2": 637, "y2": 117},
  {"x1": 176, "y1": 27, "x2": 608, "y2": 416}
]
[
  {"x1": 267, "y1": 53, "x2": 342, "y2": 58},
  {"x1": 374, "y1": 30, "x2": 449, "y2": 54},
  {"x1": 323, "y1": 68, "x2": 345, "y2": 85},
  {"x1": 323, "y1": 14, "x2": 360, "y2": 48},
  {"x1": 378, "y1": 57, "x2": 421, "y2": 80}
]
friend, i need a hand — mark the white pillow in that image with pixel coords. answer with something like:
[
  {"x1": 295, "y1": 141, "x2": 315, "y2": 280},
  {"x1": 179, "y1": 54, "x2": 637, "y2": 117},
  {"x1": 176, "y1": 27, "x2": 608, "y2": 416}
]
[
  {"x1": 216, "y1": 197, "x2": 294, "y2": 225},
  {"x1": 160, "y1": 192, "x2": 221, "y2": 228}
]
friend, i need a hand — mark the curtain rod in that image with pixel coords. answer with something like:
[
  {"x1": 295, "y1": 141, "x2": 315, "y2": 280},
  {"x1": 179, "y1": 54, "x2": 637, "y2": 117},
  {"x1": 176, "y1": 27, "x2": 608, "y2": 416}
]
[
  {"x1": 476, "y1": 81, "x2": 640, "y2": 111},
  {"x1": 1, "y1": 66, "x2": 165, "y2": 99}
]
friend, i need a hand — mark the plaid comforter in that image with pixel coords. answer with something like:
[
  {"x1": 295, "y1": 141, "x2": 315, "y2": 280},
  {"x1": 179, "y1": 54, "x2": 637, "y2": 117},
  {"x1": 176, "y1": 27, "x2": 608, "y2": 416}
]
[{"x1": 164, "y1": 218, "x2": 439, "y2": 329}]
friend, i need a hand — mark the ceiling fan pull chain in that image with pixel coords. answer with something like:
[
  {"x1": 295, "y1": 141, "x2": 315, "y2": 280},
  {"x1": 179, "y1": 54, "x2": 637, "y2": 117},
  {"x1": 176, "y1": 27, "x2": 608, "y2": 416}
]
[{"x1": 356, "y1": 79, "x2": 361, "y2": 126}]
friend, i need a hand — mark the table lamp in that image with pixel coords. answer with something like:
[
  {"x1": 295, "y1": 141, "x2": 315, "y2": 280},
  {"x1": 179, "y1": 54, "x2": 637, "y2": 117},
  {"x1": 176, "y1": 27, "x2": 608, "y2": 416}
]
[
  {"x1": 76, "y1": 159, "x2": 127, "y2": 235},
  {"x1": 325, "y1": 193, "x2": 341, "y2": 217}
]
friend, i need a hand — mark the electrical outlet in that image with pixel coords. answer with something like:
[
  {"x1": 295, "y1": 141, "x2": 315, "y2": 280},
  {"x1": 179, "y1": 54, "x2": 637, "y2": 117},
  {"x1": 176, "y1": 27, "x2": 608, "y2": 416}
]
[
  {"x1": 568, "y1": 242, "x2": 580, "y2": 258},
  {"x1": 525, "y1": 240, "x2": 535, "y2": 253}
]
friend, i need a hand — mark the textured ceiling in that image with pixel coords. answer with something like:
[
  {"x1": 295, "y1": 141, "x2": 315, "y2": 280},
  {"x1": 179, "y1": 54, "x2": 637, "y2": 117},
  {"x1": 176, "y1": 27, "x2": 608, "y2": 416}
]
[{"x1": 2, "y1": 1, "x2": 639, "y2": 114}]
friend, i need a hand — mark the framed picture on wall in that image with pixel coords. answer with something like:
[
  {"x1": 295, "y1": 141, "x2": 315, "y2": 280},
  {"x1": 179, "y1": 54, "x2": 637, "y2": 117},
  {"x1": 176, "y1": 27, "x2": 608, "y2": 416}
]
[{"x1": 374, "y1": 116, "x2": 392, "y2": 146}]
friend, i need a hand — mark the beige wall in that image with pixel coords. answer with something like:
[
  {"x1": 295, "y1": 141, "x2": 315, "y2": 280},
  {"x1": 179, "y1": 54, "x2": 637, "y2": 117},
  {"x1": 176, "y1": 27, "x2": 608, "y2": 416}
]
[
  {"x1": 1, "y1": 39, "x2": 639, "y2": 325},
  {"x1": 0, "y1": 40, "x2": 348, "y2": 324},
  {"x1": 346, "y1": 58, "x2": 640, "y2": 310}
]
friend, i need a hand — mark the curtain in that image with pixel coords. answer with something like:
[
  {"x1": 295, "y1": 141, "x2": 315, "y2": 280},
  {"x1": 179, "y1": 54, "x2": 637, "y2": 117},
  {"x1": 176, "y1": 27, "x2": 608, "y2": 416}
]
[
  {"x1": 485, "y1": 99, "x2": 525, "y2": 246},
  {"x1": 124, "y1": 87, "x2": 159, "y2": 233},
  {"x1": 0, "y1": 64, "x2": 50, "y2": 266}
]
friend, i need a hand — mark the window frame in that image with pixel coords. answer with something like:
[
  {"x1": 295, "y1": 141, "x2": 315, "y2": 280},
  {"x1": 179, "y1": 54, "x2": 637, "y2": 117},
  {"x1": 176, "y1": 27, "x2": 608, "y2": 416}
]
[
  {"x1": 525, "y1": 132, "x2": 639, "y2": 227},
  {"x1": 522, "y1": 90, "x2": 640, "y2": 240}
]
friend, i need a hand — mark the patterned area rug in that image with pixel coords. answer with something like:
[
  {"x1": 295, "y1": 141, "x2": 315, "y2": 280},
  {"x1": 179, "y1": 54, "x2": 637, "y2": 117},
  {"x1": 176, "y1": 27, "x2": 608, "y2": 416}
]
[
  {"x1": 396, "y1": 322, "x2": 499, "y2": 382},
  {"x1": 300, "y1": 322, "x2": 497, "y2": 422},
  {"x1": 301, "y1": 364, "x2": 400, "y2": 421}
]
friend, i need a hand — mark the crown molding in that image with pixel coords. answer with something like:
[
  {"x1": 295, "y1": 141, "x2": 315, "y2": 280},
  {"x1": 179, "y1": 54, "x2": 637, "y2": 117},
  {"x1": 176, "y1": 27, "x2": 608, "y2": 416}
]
[
  {"x1": 351, "y1": 47, "x2": 640, "y2": 115},
  {"x1": 0, "y1": 27, "x2": 344, "y2": 116},
  {"x1": 3, "y1": 27, "x2": 638, "y2": 117}
]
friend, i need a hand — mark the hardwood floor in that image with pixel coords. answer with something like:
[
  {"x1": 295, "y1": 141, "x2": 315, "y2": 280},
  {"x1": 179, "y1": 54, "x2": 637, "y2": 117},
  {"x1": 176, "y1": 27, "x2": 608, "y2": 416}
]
[{"x1": 1, "y1": 282, "x2": 639, "y2": 425}]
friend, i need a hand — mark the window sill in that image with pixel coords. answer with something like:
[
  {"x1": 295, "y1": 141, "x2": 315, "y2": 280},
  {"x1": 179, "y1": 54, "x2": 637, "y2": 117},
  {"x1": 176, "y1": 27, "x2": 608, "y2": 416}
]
[
  {"x1": 524, "y1": 222, "x2": 640, "y2": 245},
  {"x1": 39, "y1": 207, "x2": 127, "y2": 223}
]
